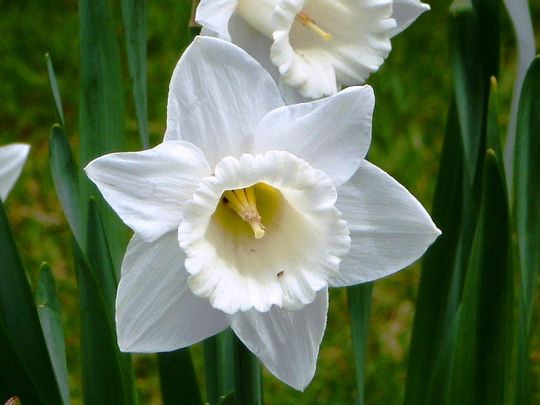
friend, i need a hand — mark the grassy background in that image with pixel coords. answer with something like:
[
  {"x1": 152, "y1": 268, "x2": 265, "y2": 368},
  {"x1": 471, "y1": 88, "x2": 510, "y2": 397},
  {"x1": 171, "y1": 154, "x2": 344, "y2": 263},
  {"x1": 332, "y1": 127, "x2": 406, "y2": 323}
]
[{"x1": 1, "y1": 0, "x2": 539, "y2": 403}]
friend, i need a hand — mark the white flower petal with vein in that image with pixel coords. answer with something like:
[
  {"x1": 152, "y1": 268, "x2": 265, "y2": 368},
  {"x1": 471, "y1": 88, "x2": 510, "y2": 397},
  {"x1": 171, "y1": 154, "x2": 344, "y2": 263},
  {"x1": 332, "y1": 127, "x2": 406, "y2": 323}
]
[
  {"x1": 85, "y1": 36, "x2": 440, "y2": 390},
  {"x1": 197, "y1": 0, "x2": 430, "y2": 99},
  {"x1": 0, "y1": 143, "x2": 30, "y2": 202}
]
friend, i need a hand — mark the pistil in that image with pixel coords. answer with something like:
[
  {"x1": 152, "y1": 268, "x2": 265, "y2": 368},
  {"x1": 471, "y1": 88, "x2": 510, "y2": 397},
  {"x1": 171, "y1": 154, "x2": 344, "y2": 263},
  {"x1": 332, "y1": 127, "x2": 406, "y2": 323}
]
[
  {"x1": 222, "y1": 187, "x2": 266, "y2": 239},
  {"x1": 296, "y1": 12, "x2": 333, "y2": 41}
]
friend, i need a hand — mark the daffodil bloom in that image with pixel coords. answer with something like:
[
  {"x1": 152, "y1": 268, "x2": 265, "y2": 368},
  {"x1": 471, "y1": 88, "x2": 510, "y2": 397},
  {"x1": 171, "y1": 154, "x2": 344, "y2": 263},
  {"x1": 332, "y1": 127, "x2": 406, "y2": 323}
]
[
  {"x1": 85, "y1": 36, "x2": 440, "y2": 390},
  {"x1": 0, "y1": 143, "x2": 30, "y2": 202},
  {"x1": 196, "y1": 0, "x2": 430, "y2": 100}
]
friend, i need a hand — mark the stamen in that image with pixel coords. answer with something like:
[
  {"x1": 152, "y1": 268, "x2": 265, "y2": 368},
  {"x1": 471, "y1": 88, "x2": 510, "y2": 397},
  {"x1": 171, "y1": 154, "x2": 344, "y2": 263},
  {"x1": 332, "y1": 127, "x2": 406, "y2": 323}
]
[
  {"x1": 222, "y1": 186, "x2": 266, "y2": 239},
  {"x1": 296, "y1": 12, "x2": 333, "y2": 41}
]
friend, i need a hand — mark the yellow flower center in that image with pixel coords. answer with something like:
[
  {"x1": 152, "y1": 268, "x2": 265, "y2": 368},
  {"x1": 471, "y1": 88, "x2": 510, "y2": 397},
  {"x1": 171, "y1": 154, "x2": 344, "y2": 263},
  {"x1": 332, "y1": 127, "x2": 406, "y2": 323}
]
[
  {"x1": 295, "y1": 11, "x2": 333, "y2": 41},
  {"x1": 221, "y1": 185, "x2": 266, "y2": 239}
]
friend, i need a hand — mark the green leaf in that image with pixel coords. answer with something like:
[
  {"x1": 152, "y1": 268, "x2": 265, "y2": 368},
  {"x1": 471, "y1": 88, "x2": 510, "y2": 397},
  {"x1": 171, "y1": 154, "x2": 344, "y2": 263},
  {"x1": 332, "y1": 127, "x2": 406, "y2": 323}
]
[
  {"x1": 513, "y1": 56, "x2": 540, "y2": 331},
  {"x1": 486, "y1": 77, "x2": 503, "y2": 161},
  {"x1": 0, "y1": 317, "x2": 43, "y2": 404},
  {"x1": 45, "y1": 53, "x2": 65, "y2": 128},
  {"x1": 85, "y1": 200, "x2": 137, "y2": 404},
  {"x1": 233, "y1": 334, "x2": 261, "y2": 405},
  {"x1": 204, "y1": 330, "x2": 235, "y2": 404},
  {"x1": 0, "y1": 200, "x2": 63, "y2": 405},
  {"x1": 36, "y1": 263, "x2": 71, "y2": 405},
  {"x1": 470, "y1": 0, "x2": 500, "y2": 79},
  {"x1": 121, "y1": 0, "x2": 149, "y2": 149},
  {"x1": 75, "y1": 242, "x2": 129, "y2": 405},
  {"x1": 347, "y1": 283, "x2": 372, "y2": 405},
  {"x1": 449, "y1": 2, "x2": 485, "y2": 183},
  {"x1": 79, "y1": 0, "x2": 127, "y2": 272},
  {"x1": 49, "y1": 125, "x2": 82, "y2": 246},
  {"x1": 158, "y1": 348, "x2": 202, "y2": 405},
  {"x1": 449, "y1": 150, "x2": 514, "y2": 405},
  {"x1": 404, "y1": 102, "x2": 465, "y2": 405}
]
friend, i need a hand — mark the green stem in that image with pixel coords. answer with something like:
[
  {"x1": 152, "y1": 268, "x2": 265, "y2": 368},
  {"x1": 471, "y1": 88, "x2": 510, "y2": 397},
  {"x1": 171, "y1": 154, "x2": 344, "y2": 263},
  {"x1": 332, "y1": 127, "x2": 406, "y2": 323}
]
[{"x1": 233, "y1": 334, "x2": 261, "y2": 405}]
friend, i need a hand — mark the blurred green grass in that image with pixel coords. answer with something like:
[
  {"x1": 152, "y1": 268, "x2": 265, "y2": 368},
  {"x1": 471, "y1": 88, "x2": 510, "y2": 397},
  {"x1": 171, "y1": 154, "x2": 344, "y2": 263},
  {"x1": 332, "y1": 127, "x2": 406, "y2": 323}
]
[{"x1": 0, "y1": 0, "x2": 539, "y2": 403}]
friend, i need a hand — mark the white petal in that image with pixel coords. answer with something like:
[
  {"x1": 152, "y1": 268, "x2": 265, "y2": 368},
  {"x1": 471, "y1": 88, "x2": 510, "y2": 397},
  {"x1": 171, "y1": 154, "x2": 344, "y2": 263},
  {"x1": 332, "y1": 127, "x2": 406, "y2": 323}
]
[
  {"x1": 253, "y1": 86, "x2": 374, "y2": 186},
  {"x1": 179, "y1": 151, "x2": 350, "y2": 314},
  {"x1": 0, "y1": 143, "x2": 30, "y2": 201},
  {"x1": 229, "y1": 288, "x2": 328, "y2": 391},
  {"x1": 331, "y1": 160, "x2": 441, "y2": 286},
  {"x1": 503, "y1": 0, "x2": 536, "y2": 183},
  {"x1": 195, "y1": 0, "x2": 238, "y2": 40},
  {"x1": 85, "y1": 141, "x2": 210, "y2": 242},
  {"x1": 116, "y1": 233, "x2": 228, "y2": 352},
  {"x1": 164, "y1": 36, "x2": 283, "y2": 167},
  {"x1": 390, "y1": 0, "x2": 430, "y2": 37}
]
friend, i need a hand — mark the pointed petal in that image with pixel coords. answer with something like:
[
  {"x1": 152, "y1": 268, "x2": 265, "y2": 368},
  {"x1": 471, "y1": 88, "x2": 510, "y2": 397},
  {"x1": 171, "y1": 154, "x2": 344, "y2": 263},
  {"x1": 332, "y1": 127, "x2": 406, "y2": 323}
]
[
  {"x1": 331, "y1": 161, "x2": 440, "y2": 286},
  {"x1": 195, "y1": 0, "x2": 237, "y2": 40},
  {"x1": 252, "y1": 86, "x2": 373, "y2": 186},
  {"x1": 164, "y1": 36, "x2": 283, "y2": 167},
  {"x1": 0, "y1": 143, "x2": 30, "y2": 201},
  {"x1": 85, "y1": 141, "x2": 210, "y2": 242},
  {"x1": 229, "y1": 289, "x2": 328, "y2": 391},
  {"x1": 390, "y1": 0, "x2": 430, "y2": 37},
  {"x1": 116, "y1": 233, "x2": 228, "y2": 352}
]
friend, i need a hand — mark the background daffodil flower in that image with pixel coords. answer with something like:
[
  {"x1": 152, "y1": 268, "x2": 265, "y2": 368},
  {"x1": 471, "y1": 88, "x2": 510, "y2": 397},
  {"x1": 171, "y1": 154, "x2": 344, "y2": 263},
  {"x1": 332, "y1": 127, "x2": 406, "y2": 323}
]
[
  {"x1": 196, "y1": 0, "x2": 430, "y2": 101},
  {"x1": 0, "y1": 143, "x2": 30, "y2": 202},
  {"x1": 85, "y1": 36, "x2": 440, "y2": 390}
]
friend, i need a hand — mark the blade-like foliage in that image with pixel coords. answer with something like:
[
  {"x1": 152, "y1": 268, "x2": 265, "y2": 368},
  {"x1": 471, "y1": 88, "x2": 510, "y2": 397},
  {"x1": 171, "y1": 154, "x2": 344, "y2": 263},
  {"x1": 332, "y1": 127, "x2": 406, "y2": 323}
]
[
  {"x1": 158, "y1": 349, "x2": 202, "y2": 405},
  {"x1": 233, "y1": 334, "x2": 261, "y2": 405},
  {"x1": 347, "y1": 283, "x2": 372, "y2": 405},
  {"x1": 204, "y1": 330, "x2": 235, "y2": 404},
  {"x1": 79, "y1": 0, "x2": 127, "y2": 272},
  {"x1": 36, "y1": 263, "x2": 71, "y2": 405},
  {"x1": 49, "y1": 125, "x2": 82, "y2": 245},
  {"x1": 85, "y1": 199, "x2": 137, "y2": 404},
  {"x1": 513, "y1": 57, "x2": 540, "y2": 330},
  {"x1": 404, "y1": 102, "x2": 464, "y2": 405},
  {"x1": 449, "y1": 1, "x2": 485, "y2": 183},
  {"x1": 75, "y1": 242, "x2": 130, "y2": 405},
  {"x1": 0, "y1": 201, "x2": 62, "y2": 404},
  {"x1": 45, "y1": 53, "x2": 65, "y2": 128},
  {"x1": 121, "y1": 0, "x2": 149, "y2": 149},
  {"x1": 448, "y1": 150, "x2": 514, "y2": 405}
]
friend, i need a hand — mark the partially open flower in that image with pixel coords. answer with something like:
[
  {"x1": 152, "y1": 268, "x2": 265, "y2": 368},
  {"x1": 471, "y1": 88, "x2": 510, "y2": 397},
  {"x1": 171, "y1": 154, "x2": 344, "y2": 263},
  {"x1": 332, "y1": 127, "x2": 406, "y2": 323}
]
[
  {"x1": 0, "y1": 143, "x2": 30, "y2": 202},
  {"x1": 197, "y1": 0, "x2": 430, "y2": 100},
  {"x1": 85, "y1": 36, "x2": 440, "y2": 390}
]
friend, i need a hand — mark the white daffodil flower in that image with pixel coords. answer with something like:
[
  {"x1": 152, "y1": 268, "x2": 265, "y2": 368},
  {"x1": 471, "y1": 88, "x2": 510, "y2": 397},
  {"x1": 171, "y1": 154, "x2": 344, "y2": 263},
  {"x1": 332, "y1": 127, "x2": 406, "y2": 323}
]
[
  {"x1": 0, "y1": 143, "x2": 30, "y2": 202},
  {"x1": 85, "y1": 36, "x2": 440, "y2": 390},
  {"x1": 196, "y1": 0, "x2": 430, "y2": 100}
]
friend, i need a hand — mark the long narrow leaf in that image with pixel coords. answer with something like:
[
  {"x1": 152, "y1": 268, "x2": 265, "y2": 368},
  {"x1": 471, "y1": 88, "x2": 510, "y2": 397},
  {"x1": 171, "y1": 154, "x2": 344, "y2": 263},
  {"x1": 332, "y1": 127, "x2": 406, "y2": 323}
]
[
  {"x1": 204, "y1": 330, "x2": 235, "y2": 404},
  {"x1": 233, "y1": 334, "x2": 261, "y2": 405},
  {"x1": 347, "y1": 283, "x2": 372, "y2": 405},
  {"x1": 36, "y1": 263, "x2": 71, "y2": 405},
  {"x1": 0, "y1": 201, "x2": 62, "y2": 404},
  {"x1": 449, "y1": 150, "x2": 514, "y2": 405},
  {"x1": 49, "y1": 125, "x2": 82, "y2": 245},
  {"x1": 85, "y1": 199, "x2": 137, "y2": 404},
  {"x1": 75, "y1": 242, "x2": 129, "y2": 405},
  {"x1": 158, "y1": 349, "x2": 202, "y2": 405},
  {"x1": 79, "y1": 0, "x2": 127, "y2": 272},
  {"x1": 45, "y1": 53, "x2": 65, "y2": 128},
  {"x1": 121, "y1": 0, "x2": 149, "y2": 149},
  {"x1": 0, "y1": 317, "x2": 43, "y2": 404},
  {"x1": 449, "y1": 1, "x2": 485, "y2": 183},
  {"x1": 513, "y1": 57, "x2": 540, "y2": 330},
  {"x1": 404, "y1": 101, "x2": 464, "y2": 405}
]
